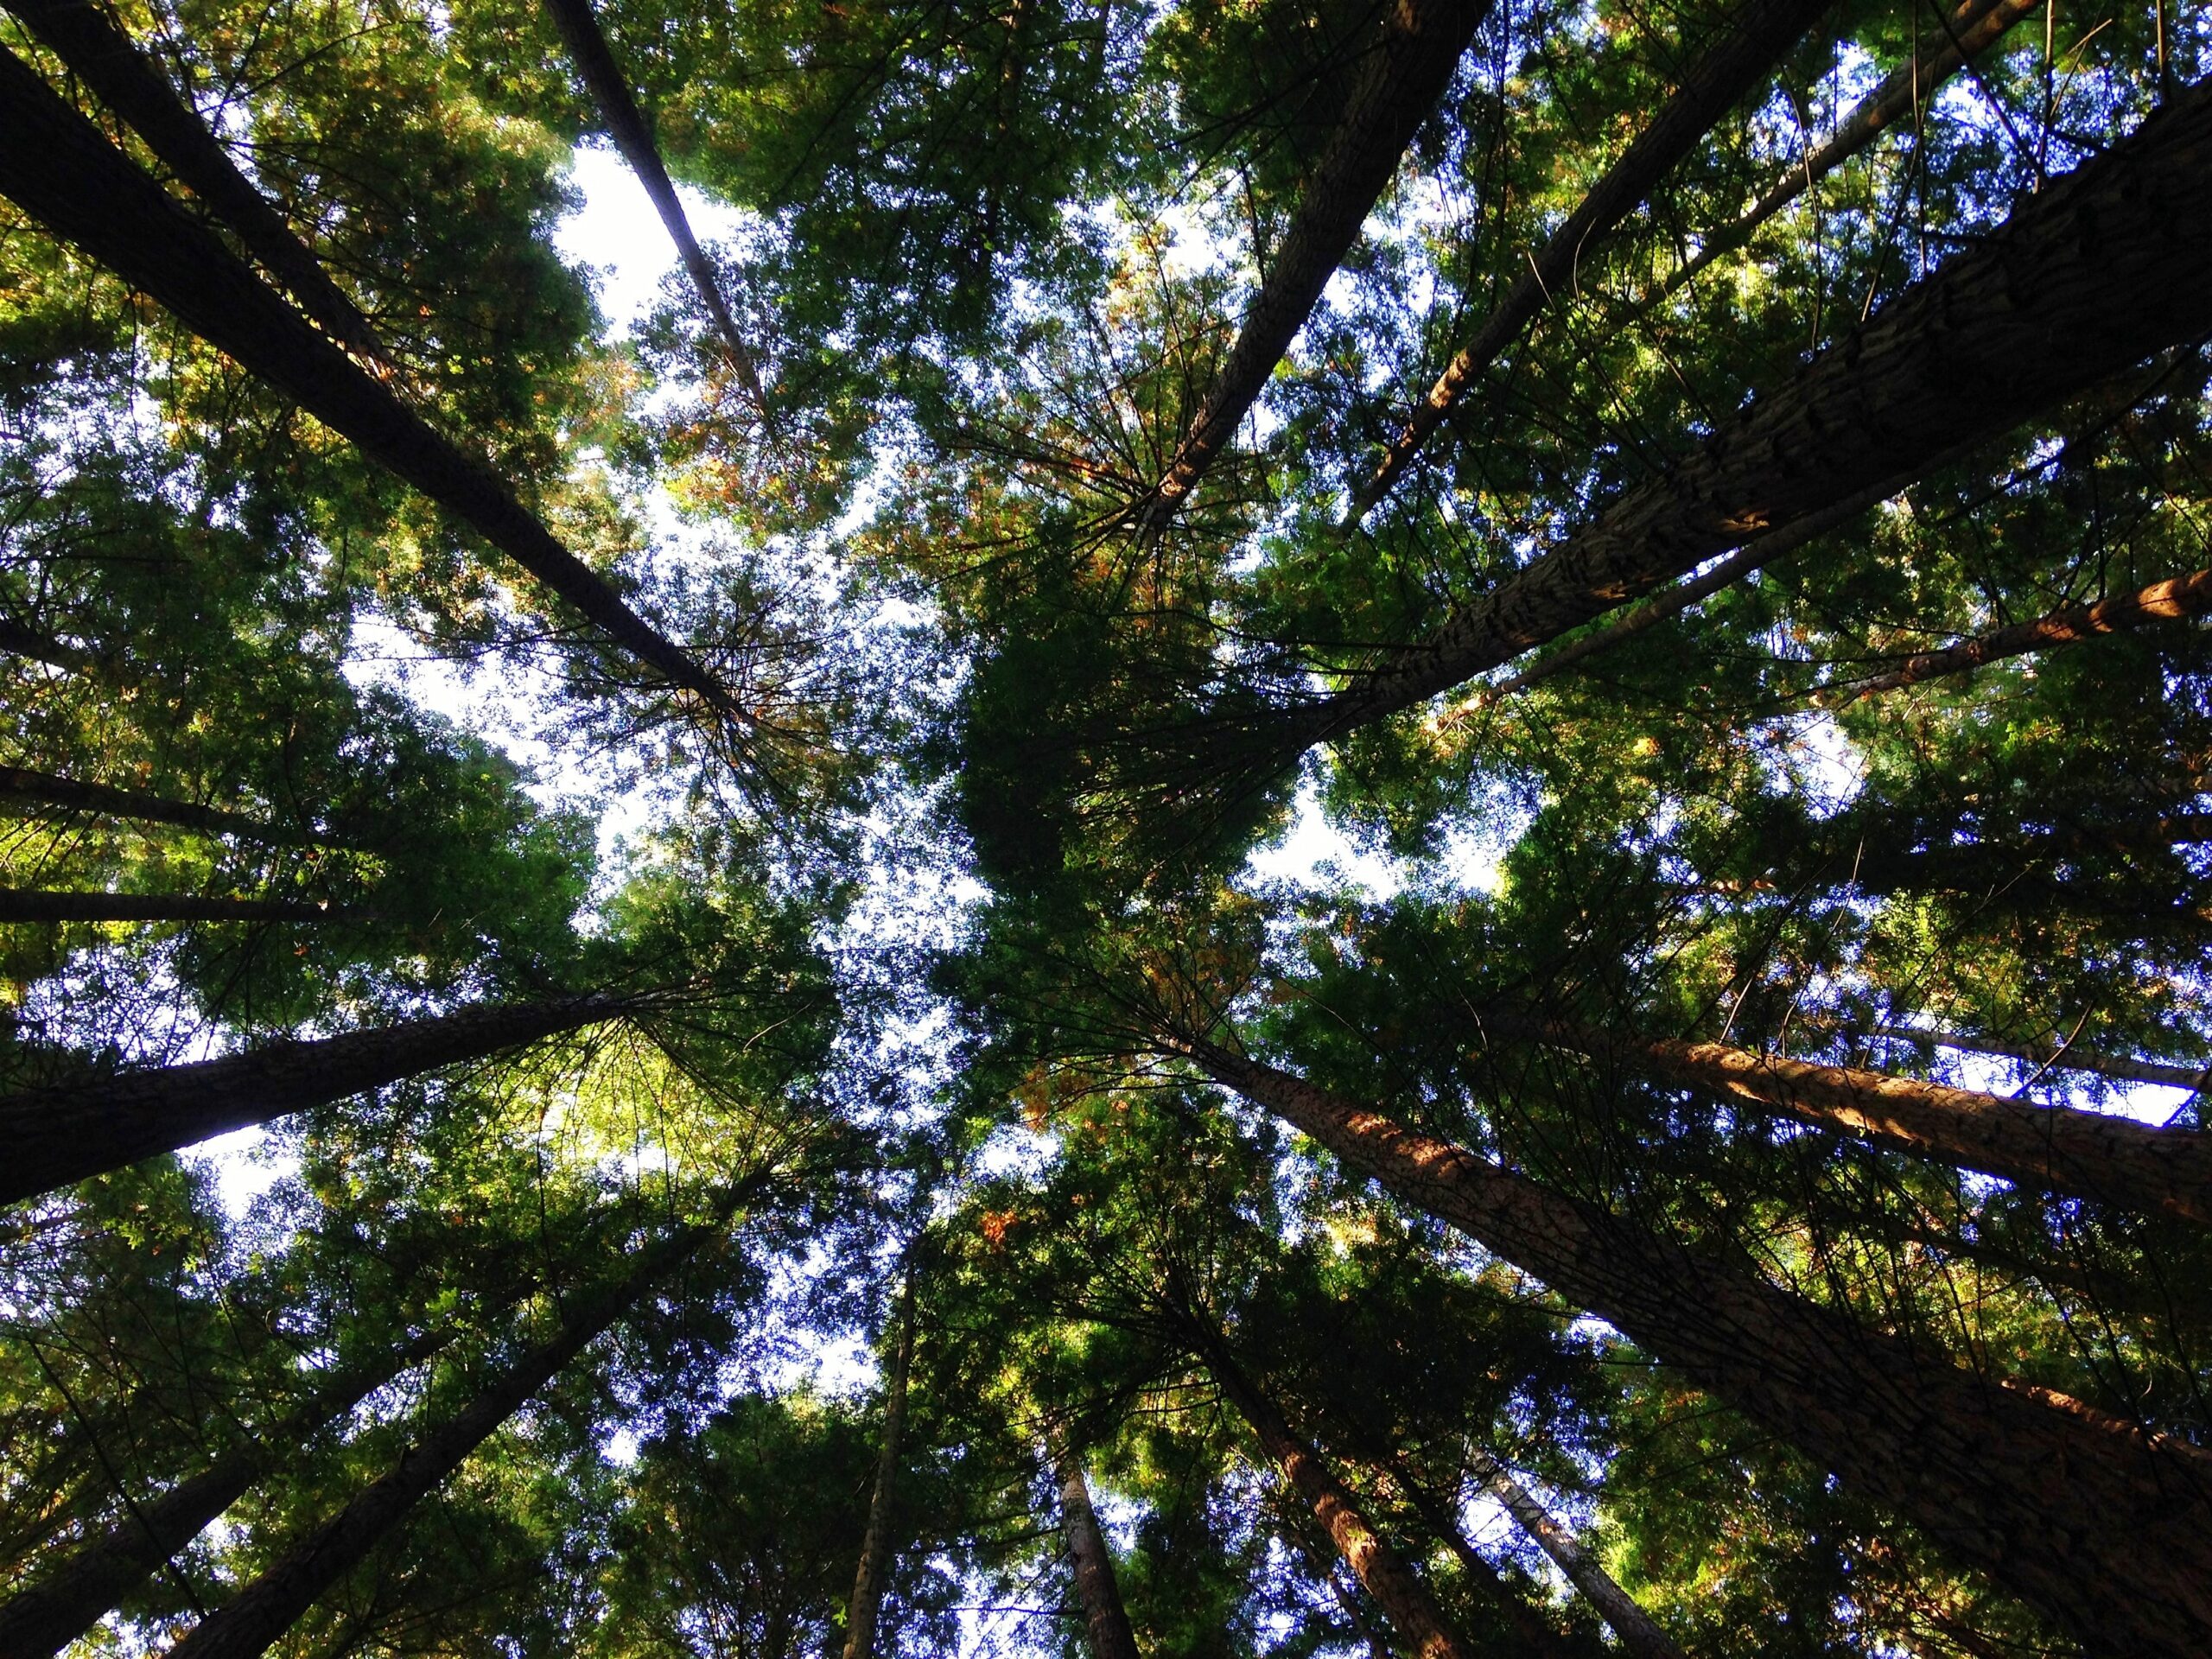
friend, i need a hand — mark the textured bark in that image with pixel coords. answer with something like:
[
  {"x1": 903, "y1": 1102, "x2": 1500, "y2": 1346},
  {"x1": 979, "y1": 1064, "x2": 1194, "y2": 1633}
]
[
  {"x1": 842, "y1": 1275, "x2": 915, "y2": 1659},
  {"x1": 1352, "y1": 0, "x2": 1841, "y2": 517},
  {"x1": 1654, "y1": 0, "x2": 2044, "y2": 306},
  {"x1": 1824, "y1": 565, "x2": 2212, "y2": 701},
  {"x1": 539, "y1": 0, "x2": 769, "y2": 414},
  {"x1": 1142, "y1": 0, "x2": 1490, "y2": 524},
  {"x1": 0, "y1": 0, "x2": 384, "y2": 356},
  {"x1": 156, "y1": 1210, "x2": 738, "y2": 1659},
  {"x1": 0, "y1": 1328, "x2": 449, "y2": 1659},
  {"x1": 0, "y1": 766, "x2": 335, "y2": 846},
  {"x1": 1574, "y1": 1029, "x2": 2212, "y2": 1226},
  {"x1": 1047, "y1": 1433, "x2": 1141, "y2": 1659},
  {"x1": 0, "y1": 45, "x2": 746, "y2": 726},
  {"x1": 1203, "y1": 1344, "x2": 1471, "y2": 1659},
  {"x1": 1179, "y1": 1040, "x2": 2212, "y2": 1659},
  {"x1": 0, "y1": 991, "x2": 633, "y2": 1205},
  {"x1": 1867, "y1": 1025, "x2": 2212, "y2": 1091},
  {"x1": 1464, "y1": 1449, "x2": 1681, "y2": 1659},
  {"x1": 0, "y1": 889, "x2": 354, "y2": 925},
  {"x1": 1296, "y1": 79, "x2": 2212, "y2": 746}
]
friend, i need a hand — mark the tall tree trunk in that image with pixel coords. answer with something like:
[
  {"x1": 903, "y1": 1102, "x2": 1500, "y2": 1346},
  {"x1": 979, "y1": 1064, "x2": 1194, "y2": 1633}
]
[
  {"x1": 0, "y1": 44, "x2": 747, "y2": 729},
  {"x1": 155, "y1": 1198, "x2": 750, "y2": 1659},
  {"x1": 1352, "y1": 0, "x2": 1842, "y2": 518},
  {"x1": 1547, "y1": 1027, "x2": 2212, "y2": 1226},
  {"x1": 1047, "y1": 1432, "x2": 1141, "y2": 1659},
  {"x1": 1175, "y1": 1039, "x2": 2212, "y2": 1659},
  {"x1": 0, "y1": 990, "x2": 638, "y2": 1205},
  {"x1": 1386, "y1": 1470, "x2": 1586, "y2": 1659},
  {"x1": 1199, "y1": 1341, "x2": 1472, "y2": 1659},
  {"x1": 842, "y1": 1274, "x2": 916, "y2": 1659},
  {"x1": 1462, "y1": 1450, "x2": 1681, "y2": 1659},
  {"x1": 538, "y1": 0, "x2": 770, "y2": 417},
  {"x1": 0, "y1": 890, "x2": 356, "y2": 925},
  {"x1": 1141, "y1": 0, "x2": 1491, "y2": 526},
  {"x1": 1866, "y1": 1025, "x2": 2211, "y2": 1091},
  {"x1": 0, "y1": 1327, "x2": 451, "y2": 1659},
  {"x1": 1292, "y1": 78, "x2": 2212, "y2": 748},
  {"x1": 0, "y1": 616, "x2": 89, "y2": 671},
  {"x1": 0, "y1": 0, "x2": 382, "y2": 357},
  {"x1": 0, "y1": 766, "x2": 338, "y2": 847}
]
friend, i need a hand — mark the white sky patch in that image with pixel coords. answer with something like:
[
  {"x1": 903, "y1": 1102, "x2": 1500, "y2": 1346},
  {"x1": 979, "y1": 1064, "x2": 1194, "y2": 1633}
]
[
  {"x1": 553, "y1": 143, "x2": 751, "y2": 340},
  {"x1": 1244, "y1": 782, "x2": 1402, "y2": 896},
  {"x1": 188, "y1": 1126, "x2": 296, "y2": 1219}
]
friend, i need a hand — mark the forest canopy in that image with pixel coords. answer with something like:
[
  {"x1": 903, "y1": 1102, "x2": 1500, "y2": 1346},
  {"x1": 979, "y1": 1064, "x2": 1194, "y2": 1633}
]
[{"x1": 2, "y1": 0, "x2": 2210, "y2": 1655}]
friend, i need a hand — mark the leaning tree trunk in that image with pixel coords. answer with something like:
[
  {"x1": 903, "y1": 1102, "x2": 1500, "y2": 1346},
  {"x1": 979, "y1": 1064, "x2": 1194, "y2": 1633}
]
[
  {"x1": 155, "y1": 1193, "x2": 753, "y2": 1659},
  {"x1": 0, "y1": 766, "x2": 340, "y2": 848},
  {"x1": 0, "y1": 991, "x2": 638, "y2": 1205},
  {"x1": 1352, "y1": 0, "x2": 1842, "y2": 517},
  {"x1": 0, "y1": 890, "x2": 357, "y2": 926},
  {"x1": 1200, "y1": 1341, "x2": 1473, "y2": 1659},
  {"x1": 1382, "y1": 1468, "x2": 1584, "y2": 1659},
  {"x1": 1047, "y1": 1432, "x2": 1141, "y2": 1659},
  {"x1": 1141, "y1": 0, "x2": 1490, "y2": 526},
  {"x1": 842, "y1": 1274, "x2": 916, "y2": 1659},
  {"x1": 0, "y1": 1326, "x2": 453, "y2": 1659},
  {"x1": 0, "y1": 616, "x2": 89, "y2": 671},
  {"x1": 1866, "y1": 1025, "x2": 2212, "y2": 1091},
  {"x1": 1176, "y1": 1039, "x2": 2212, "y2": 1659},
  {"x1": 0, "y1": 44, "x2": 745, "y2": 728}
]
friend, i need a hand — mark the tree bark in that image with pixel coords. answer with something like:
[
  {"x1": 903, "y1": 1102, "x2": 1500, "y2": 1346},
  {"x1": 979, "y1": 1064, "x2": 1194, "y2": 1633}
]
[
  {"x1": 1142, "y1": 0, "x2": 1491, "y2": 525},
  {"x1": 0, "y1": 0, "x2": 385, "y2": 358},
  {"x1": 0, "y1": 44, "x2": 747, "y2": 728},
  {"x1": 0, "y1": 890, "x2": 354, "y2": 925},
  {"x1": 1176, "y1": 1039, "x2": 2212, "y2": 1659},
  {"x1": 1293, "y1": 78, "x2": 2212, "y2": 748},
  {"x1": 155, "y1": 1204, "x2": 744, "y2": 1659},
  {"x1": 1866, "y1": 1025, "x2": 2211, "y2": 1092},
  {"x1": 0, "y1": 766, "x2": 336, "y2": 847},
  {"x1": 538, "y1": 0, "x2": 770, "y2": 416},
  {"x1": 1352, "y1": 0, "x2": 1842, "y2": 518},
  {"x1": 1388, "y1": 1471, "x2": 1586, "y2": 1659},
  {"x1": 1200, "y1": 1342, "x2": 1472, "y2": 1659},
  {"x1": 0, "y1": 1327, "x2": 450, "y2": 1659},
  {"x1": 842, "y1": 1274, "x2": 915, "y2": 1659},
  {"x1": 1047, "y1": 1432, "x2": 1141, "y2": 1659},
  {"x1": 1463, "y1": 1449, "x2": 1681, "y2": 1659},
  {"x1": 0, "y1": 616, "x2": 89, "y2": 671},
  {"x1": 0, "y1": 991, "x2": 636, "y2": 1205}
]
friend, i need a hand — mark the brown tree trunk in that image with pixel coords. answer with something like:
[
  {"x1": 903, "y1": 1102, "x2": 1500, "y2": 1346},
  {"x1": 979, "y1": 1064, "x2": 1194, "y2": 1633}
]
[
  {"x1": 1200, "y1": 1343, "x2": 1472, "y2": 1659},
  {"x1": 0, "y1": 990, "x2": 637, "y2": 1205},
  {"x1": 1387, "y1": 1472, "x2": 1586, "y2": 1659},
  {"x1": 155, "y1": 1200, "x2": 747, "y2": 1659},
  {"x1": 1047, "y1": 1433, "x2": 1141, "y2": 1659},
  {"x1": 1866, "y1": 1025, "x2": 2211, "y2": 1092},
  {"x1": 842, "y1": 1274, "x2": 916, "y2": 1659},
  {"x1": 0, "y1": 890, "x2": 355, "y2": 926},
  {"x1": 0, "y1": 44, "x2": 747, "y2": 728},
  {"x1": 539, "y1": 0, "x2": 770, "y2": 416},
  {"x1": 1142, "y1": 0, "x2": 1490, "y2": 525},
  {"x1": 1293, "y1": 78, "x2": 2212, "y2": 748},
  {"x1": 0, "y1": 0, "x2": 384, "y2": 357},
  {"x1": 1352, "y1": 0, "x2": 1842, "y2": 517},
  {"x1": 0, "y1": 766, "x2": 337, "y2": 847},
  {"x1": 1177, "y1": 1039, "x2": 2212, "y2": 1659},
  {"x1": 0, "y1": 1327, "x2": 451, "y2": 1659}
]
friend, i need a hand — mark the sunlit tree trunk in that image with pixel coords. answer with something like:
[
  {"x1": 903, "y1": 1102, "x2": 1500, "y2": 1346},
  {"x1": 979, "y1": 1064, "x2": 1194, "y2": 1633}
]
[
  {"x1": 842, "y1": 1274, "x2": 916, "y2": 1659},
  {"x1": 0, "y1": 766, "x2": 336, "y2": 847},
  {"x1": 1177, "y1": 1039, "x2": 2212, "y2": 1658},
  {"x1": 1047, "y1": 1432, "x2": 1141, "y2": 1659}
]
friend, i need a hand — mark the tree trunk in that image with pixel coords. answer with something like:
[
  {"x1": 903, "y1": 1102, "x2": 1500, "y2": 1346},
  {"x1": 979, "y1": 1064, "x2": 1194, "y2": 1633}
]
[
  {"x1": 1047, "y1": 1433, "x2": 1141, "y2": 1659},
  {"x1": 1387, "y1": 1471, "x2": 1586, "y2": 1659},
  {"x1": 0, "y1": 616, "x2": 89, "y2": 671},
  {"x1": 1177, "y1": 1039, "x2": 2212, "y2": 1659},
  {"x1": 1463, "y1": 1449, "x2": 1681, "y2": 1659},
  {"x1": 0, "y1": 991, "x2": 636, "y2": 1205},
  {"x1": 842, "y1": 1274, "x2": 915, "y2": 1659},
  {"x1": 1200, "y1": 1343, "x2": 1472, "y2": 1659},
  {"x1": 0, "y1": 0, "x2": 385, "y2": 358},
  {"x1": 538, "y1": 0, "x2": 770, "y2": 416},
  {"x1": 0, "y1": 766, "x2": 338, "y2": 847},
  {"x1": 0, "y1": 890, "x2": 355, "y2": 925},
  {"x1": 1142, "y1": 0, "x2": 1490, "y2": 525},
  {"x1": 0, "y1": 1327, "x2": 450, "y2": 1659},
  {"x1": 155, "y1": 1202, "x2": 746, "y2": 1659},
  {"x1": 1555, "y1": 1027, "x2": 2212, "y2": 1226},
  {"x1": 1866, "y1": 1025, "x2": 2211, "y2": 1092},
  {"x1": 0, "y1": 44, "x2": 747, "y2": 729},
  {"x1": 1352, "y1": 0, "x2": 1842, "y2": 517},
  {"x1": 1295, "y1": 78, "x2": 2212, "y2": 747}
]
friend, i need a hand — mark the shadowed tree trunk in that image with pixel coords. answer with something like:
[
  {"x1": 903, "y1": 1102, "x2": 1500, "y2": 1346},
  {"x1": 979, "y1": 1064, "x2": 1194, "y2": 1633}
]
[
  {"x1": 1173, "y1": 1037, "x2": 2212, "y2": 1658},
  {"x1": 1047, "y1": 1431, "x2": 1141, "y2": 1659},
  {"x1": 0, "y1": 1326, "x2": 453, "y2": 1659},
  {"x1": 1866, "y1": 1025, "x2": 2212, "y2": 1091},
  {"x1": 842, "y1": 1273, "x2": 916, "y2": 1659},
  {"x1": 1385, "y1": 1467, "x2": 1588, "y2": 1659},
  {"x1": 1141, "y1": 0, "x2": 1491, "y2": 526},
  {"x1": 155, "y1": 1198, "x2": 752, "y2": 1659},
  {"x1": 0, "y1": 0, "x2": 385, "y2": 357},
  {"x1": 0, "y1": 616, "x2": 89, "y2": 671},
  {"x1": 0, "y1": 43, "x2": 748, "y2": 728},
  {"x1": 0, "y1": 890, "x2": 356, "y2": 926},
  {"x1": 0, "y1": 991, "x2": 639, "y2": 1205},
  {"x1": 0, "y1": 766, "x2": 341, "y2": 847},
  {"x1": 1352, "y1": 0, "x2": 1842, "y2": 517}
]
